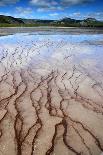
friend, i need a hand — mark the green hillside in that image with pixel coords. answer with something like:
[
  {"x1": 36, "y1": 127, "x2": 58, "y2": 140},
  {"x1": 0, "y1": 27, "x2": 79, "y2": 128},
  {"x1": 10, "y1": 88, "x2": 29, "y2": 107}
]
[
  {"x1": 0, "y1": 15, "x2": 24, "y2": 24},
  {"x1": 0, "y1": 15, "x2": 103, "y2": 27}
]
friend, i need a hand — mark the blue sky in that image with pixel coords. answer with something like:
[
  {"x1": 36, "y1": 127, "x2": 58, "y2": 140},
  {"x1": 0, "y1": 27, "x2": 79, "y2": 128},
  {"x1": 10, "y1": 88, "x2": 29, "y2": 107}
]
[{"x1": 0, "y1": 0, "x2": 103, "y2": 20}]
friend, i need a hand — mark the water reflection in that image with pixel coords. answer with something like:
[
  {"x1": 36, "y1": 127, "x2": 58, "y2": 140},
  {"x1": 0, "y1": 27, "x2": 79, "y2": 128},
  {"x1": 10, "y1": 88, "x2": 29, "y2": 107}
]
[{"x1": 0, "y1": 33, "x2": 103, "y2": 71}]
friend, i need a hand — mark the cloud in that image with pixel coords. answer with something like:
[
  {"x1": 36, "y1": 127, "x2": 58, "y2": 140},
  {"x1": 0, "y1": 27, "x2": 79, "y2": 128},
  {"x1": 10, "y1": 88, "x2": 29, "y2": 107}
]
[
  {"x1": 30, "y1": 0, "x2": 59, "y2": 12},
  {"x1": 0, "y1": 6, "x2": 33, "y2": 18},
  {"x1": 37, "y1": 6, "x2": 63, "y2": 12},
  {"x1": 13, "y1": 7, "x2": 33, "y2": 18},
  {"x1": 84, "y1": 12, "x2": 103, "y2": 20},
  {"x1": 49, "y1": 13, "x2": 59, "y2": 17},
  {"x1": 30, "y1": 0, "x2": 62, "y2": 12},
  {"x1": 67, "y1": 11, "x2": 103, "y2": 20},
  {"x1": 30, "y1": 0, "x2": 94, "y2": 12},
  {"x1": 73, "y1": 12, "x2": 81, "y2": 16},
  {"x1": 68, "y1": 12, "x2": 81, "y2": 18},
  {"x1": 0, "y1": 0, "x2": 19, "y2": 6},
  {"x1": 16, "y1": 7, "x2": 33, "y2": 14},
  {"x1": 0, "y1": 12, "x2": 11, "y2": 16},
  {"x1": 61, "y1": 0, "x2": 94, "y2": 6}
]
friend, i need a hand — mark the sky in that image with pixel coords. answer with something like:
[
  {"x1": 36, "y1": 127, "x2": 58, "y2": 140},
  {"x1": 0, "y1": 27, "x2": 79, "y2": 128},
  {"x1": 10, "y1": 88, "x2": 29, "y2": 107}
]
[{"x1": 0, "y1": 0, "x2": 103, "y2": 20}]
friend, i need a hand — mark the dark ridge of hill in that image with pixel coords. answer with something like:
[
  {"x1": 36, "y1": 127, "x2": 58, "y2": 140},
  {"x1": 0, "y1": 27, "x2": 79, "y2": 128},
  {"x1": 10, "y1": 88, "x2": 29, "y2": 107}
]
[
  {"x1": 0, "y1": 15, "x2": 24, "y2": 24},
  {"x1": 0, "y1": 15, "x2": 103, "y2": 27}
]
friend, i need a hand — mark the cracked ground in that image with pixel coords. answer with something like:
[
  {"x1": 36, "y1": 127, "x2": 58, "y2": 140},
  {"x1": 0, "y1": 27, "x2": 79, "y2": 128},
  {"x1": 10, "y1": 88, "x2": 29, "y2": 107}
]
[{"x1": 0, "y1": 33, "x2": 103, "y2": 155}]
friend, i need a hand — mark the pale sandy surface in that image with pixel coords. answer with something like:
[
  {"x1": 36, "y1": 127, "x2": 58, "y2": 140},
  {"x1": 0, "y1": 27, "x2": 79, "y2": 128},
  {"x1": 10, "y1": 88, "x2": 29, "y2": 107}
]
[{"x1": 0, "y1": 33, "x2": 103, "y2": 155}]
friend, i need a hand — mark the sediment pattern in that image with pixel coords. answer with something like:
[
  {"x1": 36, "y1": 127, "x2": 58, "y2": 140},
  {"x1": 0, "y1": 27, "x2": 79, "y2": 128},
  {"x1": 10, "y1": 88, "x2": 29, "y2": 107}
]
[{"x1": 0, "y1": 34, "x2": 103, "y2": 155}]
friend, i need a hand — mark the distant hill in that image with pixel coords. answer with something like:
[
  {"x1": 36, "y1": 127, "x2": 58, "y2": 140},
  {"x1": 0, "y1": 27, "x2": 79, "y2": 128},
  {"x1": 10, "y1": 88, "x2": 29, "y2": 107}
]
[
  {"x1": 0, "y1": 15, "x2": 103, "y2": 27},
  {"x1": 0, "y1": 15, "x2": 24, "y2": 24},
  {"x1": 20, "y1": 18, "x2": 54, "y2": 24},
  {"x1": 55, "y1": 17, "x2": 103, "y2": 27}
]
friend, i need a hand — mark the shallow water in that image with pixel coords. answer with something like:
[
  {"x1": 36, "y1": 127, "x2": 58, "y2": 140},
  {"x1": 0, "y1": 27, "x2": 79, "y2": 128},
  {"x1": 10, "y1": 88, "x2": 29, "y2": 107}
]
[{"x1": 0, "y1": 33, "x2": 103, "y2": 155}]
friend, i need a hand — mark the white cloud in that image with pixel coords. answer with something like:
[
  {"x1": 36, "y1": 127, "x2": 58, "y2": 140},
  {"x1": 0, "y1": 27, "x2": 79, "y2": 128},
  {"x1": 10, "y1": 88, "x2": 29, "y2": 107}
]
[
  {"x1": 85, "y1": 12, "x2": 103, "y2": 20},
  {"x1": 16, "y1": 7, "x2": 33, "y2": 15},
  {"x1": 37, "y1": 6, "x2": 63, "y2": 12},
  {"x1": 73, "y1": 12, "x2": 81, "y2": 16},
  {"x1": 30, "y1": 0, "x2": 94, "y2": 11},
  {"x1": 30, "y1": 0, "x2": 50, "y2": 8},
  {"x1": 30, "y1": 0, "x2": 60, "y2": 12},
  {"x1": 49, "y1": 13, "x2": 59, "y2": 17},
  {"x1": 61, "y1": 0, "x2": 94, "y2": 6},
  {"x1": 0, "y1": 12, "x2": 11, "y2": 16},
  {"x1": 68, "y1": 12, "x2": 81, "y2": 18},
  {"x1": 8, "y1": 7, "x2": 33, "y2": 18},
  {"x1": 67, "y1": 11, "x2": 103, "y2": 20},
  {"x1": 0, "y1": 0, "x2": 19, "y2": 6}
]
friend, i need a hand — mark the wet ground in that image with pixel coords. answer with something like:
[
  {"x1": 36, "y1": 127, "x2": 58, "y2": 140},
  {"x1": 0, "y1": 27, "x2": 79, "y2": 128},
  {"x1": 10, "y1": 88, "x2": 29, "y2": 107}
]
[
  {"x1": 0, "y1": 32, "x2": 103, "y2": 155},
  {"x1": 0, "y1": 27, "x2": 103, "y2": 36}
]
